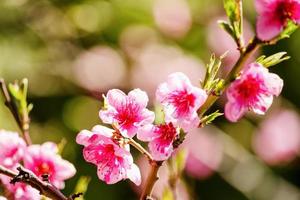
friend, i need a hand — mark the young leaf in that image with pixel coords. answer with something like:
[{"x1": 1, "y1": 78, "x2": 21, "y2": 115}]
[
  {"x1": 223, "y1": 0, "x2": 243, "y2": 47},
  {"x1": 162, "y1": 187, "x2": 174, "y2": 200},
  {"x1": 200, "y1": 110, "x2": 223, "y2": 127},
  {"x1": 257, "y1": 52, "x2": 290, "y2": 67}
]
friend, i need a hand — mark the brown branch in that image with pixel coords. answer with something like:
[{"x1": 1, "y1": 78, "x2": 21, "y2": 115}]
[
  {"x1": 0, "y1": 165, "x2": 80, "y2": 200},
  {"x1": 140, "y1": 161, "x2": 163, "y2": 200}
]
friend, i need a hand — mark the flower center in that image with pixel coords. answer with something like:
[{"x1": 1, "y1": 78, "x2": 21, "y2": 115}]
[
  {"x1": 236, "y1": 75, "x2": 263, "y2": 104},
  {"x1": 115, "y1": 100, "x2": 140, "y2": 129},
  {"x1": 157, "y1": 123, "x2": 177, "y2": 146},
  {"x1": 36, "y1": 162, "x2": 52, "y2": 176},
  {"x1": 168, "y1": 90, "x2": 195, "y2": 116},
  {"x1": 276, "y1": 0, "x2": 297, "y2": 23}
]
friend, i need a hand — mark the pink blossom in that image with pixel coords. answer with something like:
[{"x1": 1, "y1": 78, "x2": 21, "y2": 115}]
[
  {"x1": 76, "y1": 125, "x2": 141, "y2": 185},
  {"x1": 0, "y1": 130, "x2": 26, "y2": 168},
  {"x1": 156, "y1": 72, "x2": 207, "y2": 131},
  {"x1": 99, "y1": 89, "x2": 155, "y2": 138},
  {"x1": 0, "y1": 196, "x2": 7, "y2": 200},
  {"x1": 256, "y1": 0, "x2": 300, "y2": 41},
  {"x1": 225, "y1": 62, "x2": 283, "y2": 122},
  {"x1": 0, "y1": 175, "x2": 40, "y2": 200},
  {"x1": 138, "y1": 123, "x2": 179, "y2": 161},
  {"x1": 253, "y1": 109, "x2": 300, "y2": 165},
  {"x1": 23, "y1": 142, "x2": 76, "y2": 189}
]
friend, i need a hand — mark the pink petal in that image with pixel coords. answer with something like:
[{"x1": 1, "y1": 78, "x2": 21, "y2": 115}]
[
  {"x1": 149, "y1": 140, "x2": 174, "y2": 161},
  {"x1": 255, "y1": 0, "x2": 273, "y2": 14},
  {"x1": 176, "y1": 113, "x2": 200, "y2": 131},
  {"x1": 225, "y1": 102, "x2": 246, "y2": 122},
  {"x1": 97, "y1": 165, "x2": 125, "y2": 184},
  {"x1": 138, "y1": 109, "x2": 155, "y2": 126},
  {"x1": 156, "y1": 82, "x2": 170, "y2": 103},
  {"x1": 128, "y1": 88, "x2": 149, "y2": 108},
  {"x1": 127, "y1": 164, "x2": 141, "y2": 186},
  {"x1": 106, "y1": 89, "x2": 126, "y2": 109},
  {"x1": 266, "y1": 73, "x2": 283, "y2": 96},
  {"x1": 167, "y1": 72, "x2": 192, "y2": 91},
  {"x1": 92, "y1": 125, "x2": 114, "y2": 138},
  {"x1": 292, "y1": 1, "x2": 300, "y2": 23},
  {"x1": 137, "y1": 125, "x2": 157, "y2": 142},
  {"x1": 252, "y1": 95, "x2": 273, "y2": 115},
  {"x1": 256, "y1": 14, "x2": 282, "y2": 41},
  {"x1": 76, "y1": 130, "x2": 93, "y2": 146},
  {"x1": 192, "y1": 87, "x2": 208, "y2": 109},
  {"x1": 55, "y1": 159, "x2": 76, "y2": 180}
]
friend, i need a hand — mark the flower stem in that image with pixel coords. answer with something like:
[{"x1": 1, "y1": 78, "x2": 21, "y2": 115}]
[
  {"x1": 128, "y1": 138, "x2": 153, "y2": 161},
  {"x1": 140, "y1": 160, "x2": 163, "y2": 200}
]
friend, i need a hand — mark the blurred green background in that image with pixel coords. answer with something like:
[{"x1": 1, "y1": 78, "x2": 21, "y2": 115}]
[{"x1": 1, "y1": 0, "x2": 300, "y2": 199}]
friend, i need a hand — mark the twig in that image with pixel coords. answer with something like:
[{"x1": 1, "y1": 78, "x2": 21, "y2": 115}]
[
  {"x1": 127, "y1": 138, "x2": 153, "y2": 161},
  {"x1": 0, "y1": 165, "x2": 80, "y2": 200}
]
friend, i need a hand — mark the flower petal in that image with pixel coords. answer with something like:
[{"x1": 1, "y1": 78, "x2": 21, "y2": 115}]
[
  {"x1": 137, "y1": 124, "x2": 157, "y2": 141},
  {"x1": 106, "y1": 89, "x2": 126, "y2": 109},
  {"x1": 266, "y1": 73, "x2": 283, "y2": 96},
  {"x1": 128, "y1": 88, "x2": 149, "y2": 108},
  {"x1": 225, "y1": 102, "x2": 246, "y2": 122},
  {"x1": 256, "y1": 14, "x2": 282, "y2": 41},
  {"x1": 127, "y1": 164, "x2": 141, "y2": 186}
]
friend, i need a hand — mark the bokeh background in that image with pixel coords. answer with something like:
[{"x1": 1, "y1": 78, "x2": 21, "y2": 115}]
[{"x1": 0, "y1": 0, "x2": 300, "y2": 199}]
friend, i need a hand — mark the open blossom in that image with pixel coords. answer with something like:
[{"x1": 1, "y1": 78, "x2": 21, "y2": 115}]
[
  {"x1": 138, "y1": 123, "x2": 179, "y2": 161},
  {"x1": 0, "y1": 177, "x2": 40, "y2": 200},
  {"x1": 156, "y1": 72, "x2": 207, "y2": 131},
  {"x1": 99, "y1": 89, "x2": 155, "y2": 138},
  {"x1": 76, "y1": 125, "x2": 141, "y2": 185},
  {"x1": 225, "y1": 62, "x2": 283, "y2": 122},
  {"x1": 256, "y1": 0, "x2": 300, "y2": 40},
  {"x1": 0, "y1": 130, "x2": 26, "y2": 168},
  {"x1": 23, "y1": 142, "x2": 76, "y2": 189}
]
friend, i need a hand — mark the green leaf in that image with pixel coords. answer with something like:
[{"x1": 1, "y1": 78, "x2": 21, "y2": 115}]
[
  {"x1": 203, "y1": 53, "x2": 227, "y2": 95},
  {"x1": 73, "y1": 176, "x2": 91, "y2": 200},
  {"x1": 218, "y1": 20, "x2": 235, "y2": 38},
  {"x1": 257, "y1": 52, "x2": 290, "y2": 67},
  {"x1": 200, "y1": 110, "x2": 223, "y2": 127},
  {"x1": 223, "y1": 0, "x2": 243, "y2": 43}
]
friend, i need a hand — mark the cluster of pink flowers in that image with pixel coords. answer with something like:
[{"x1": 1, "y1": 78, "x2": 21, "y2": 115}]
[
  {"x1": 77, "y1": 72, "x2": 208, "y2": 185},
  {"x1": 0, "y1": 130, "x2": 76, "y2": 200}
]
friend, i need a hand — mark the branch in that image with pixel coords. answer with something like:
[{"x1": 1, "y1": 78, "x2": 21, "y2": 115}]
[
  {"x1": 0, "y1": 165, "x2": 81, "y2": 200},
  {"x1": 140, "y1": 161, "x2": 163, "y2": 200}
]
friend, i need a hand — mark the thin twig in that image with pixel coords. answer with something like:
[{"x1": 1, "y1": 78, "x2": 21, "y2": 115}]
[
  {"x1": 0, "y1": 165, "x2": 80, "y2": 200},
  {"x1": 127, "y1": 138, "x2": 153, "y2": 161}
]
